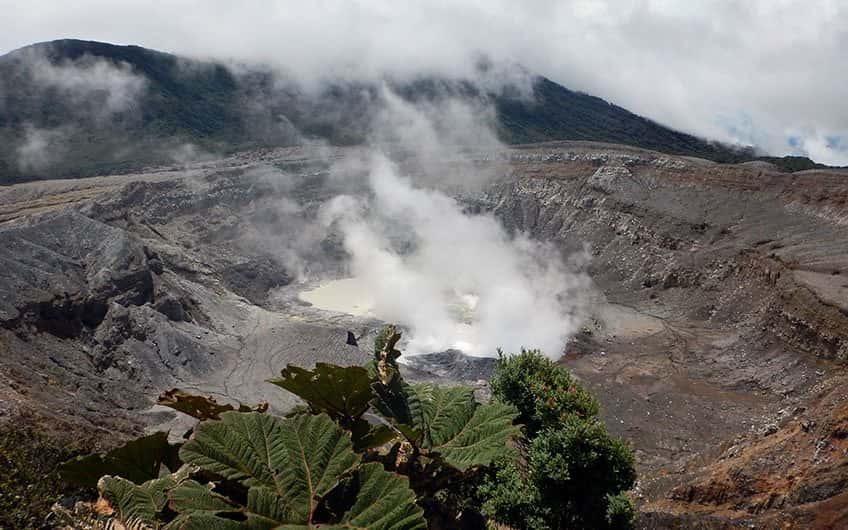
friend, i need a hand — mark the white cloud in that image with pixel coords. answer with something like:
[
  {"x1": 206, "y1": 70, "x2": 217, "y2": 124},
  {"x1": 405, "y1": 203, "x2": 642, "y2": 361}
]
[
  {"x1": 1, "y1": 0, "x2": 846, "y2": 163},
  {"x1": 797, "y1": 132, "x2": 848, "y2": 167},
  {"x1": 21, "y1": 47, "x2": 147, "y2": 120}
]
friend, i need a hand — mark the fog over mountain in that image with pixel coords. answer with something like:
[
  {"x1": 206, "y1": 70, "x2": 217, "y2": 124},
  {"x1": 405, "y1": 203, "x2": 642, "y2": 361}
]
[
  {"x1": 0, "y1": 38, "x2": 760, "y2": 184},
  {"x1": 3, "y1": 0, "x2": 847, "y2": 164}
]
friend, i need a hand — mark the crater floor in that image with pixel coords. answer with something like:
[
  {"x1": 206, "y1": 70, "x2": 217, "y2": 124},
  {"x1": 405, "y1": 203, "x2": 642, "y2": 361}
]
[{"x1": 1, "y1": 142, "x2": 847, "y2": 527}]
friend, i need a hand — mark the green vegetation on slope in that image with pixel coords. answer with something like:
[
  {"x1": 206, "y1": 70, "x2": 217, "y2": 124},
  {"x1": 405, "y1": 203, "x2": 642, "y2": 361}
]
[
  {"x1": 495, "y1": 77, "x2": 745, "y2": 163},
  {"x1": 0, "y1": 414, "x2": 93, "y2": 529}
]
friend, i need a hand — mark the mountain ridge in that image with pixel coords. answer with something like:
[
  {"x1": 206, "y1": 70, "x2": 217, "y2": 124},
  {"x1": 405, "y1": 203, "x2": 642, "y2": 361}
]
[{"x1": 0, "y1": 39, "x2": 827, "y2": 184}]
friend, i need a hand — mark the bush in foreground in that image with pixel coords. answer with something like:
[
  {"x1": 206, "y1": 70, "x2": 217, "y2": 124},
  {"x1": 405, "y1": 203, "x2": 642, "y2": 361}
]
[
  {"x1": 481, "y1": 349, "x2": 637, "y2": 529},
  {"x1": 56, "y1": 333, "x2": 636, "y2": 529}
]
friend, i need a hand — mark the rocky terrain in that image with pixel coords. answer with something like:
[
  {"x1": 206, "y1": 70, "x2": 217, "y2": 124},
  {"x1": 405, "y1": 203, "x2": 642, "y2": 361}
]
[{"x1": 1, "y1": 142, "x2": 847, "y2": 527}]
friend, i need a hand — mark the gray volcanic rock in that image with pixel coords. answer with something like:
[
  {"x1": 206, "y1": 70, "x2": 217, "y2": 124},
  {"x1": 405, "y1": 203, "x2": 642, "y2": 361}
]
[
  {"x1": 153, "y1": 294, "x2": 189, "y2": 322},
  {"x1": 0, "y1": 211, "x2": 153, "y2": 336},
  {"x1": 404, "y1": 349, "x2": 496, "y2": 382},
  {"x1": 222, "y1": 257, "x2": 292, "y2": 306}
]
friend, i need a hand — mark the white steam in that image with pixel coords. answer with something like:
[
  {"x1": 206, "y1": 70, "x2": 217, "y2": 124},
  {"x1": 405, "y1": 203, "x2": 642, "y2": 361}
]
[
  {"x1": 315, "y1": 93, "x2": 589, "y2": 359},
  {"x1": 15, "y1": 125, "x2": 69, "y2": 172}
]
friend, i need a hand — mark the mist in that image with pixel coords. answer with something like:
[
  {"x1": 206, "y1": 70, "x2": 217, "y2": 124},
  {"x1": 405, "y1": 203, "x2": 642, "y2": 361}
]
[
  {"x1": 4, "y1": 45, "x2": 150, "y2": 176},
  {"x1": 3, "y1": 0, "x2": 847, "y2": 164},
  {"x1": 15, "y1": 125, "x2": 67, "y2": 172},
  {"x1": 18, "y1": 46, "x2": 147, "y2": 121},
  {"x1": 310, "y1": 92, "x2": 589, "y2": 358}
]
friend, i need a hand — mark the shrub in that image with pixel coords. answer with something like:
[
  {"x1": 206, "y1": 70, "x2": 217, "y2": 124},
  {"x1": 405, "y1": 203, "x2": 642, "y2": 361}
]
[
  {"x1": 478, "y1": 457, "x2": 550, "y2": 529},
  {"x1": 58, "y1": 331, "x2": 638, "y2": 529},
  {"x1": 606, "y1": 491, "x2": 637, "y2": 528},
  {"x1": 489, "y1": 348, "x2": 599, "y2": 436},
  {"x1": 482, "y1": 349, "x2": 637, "y2": 529}
]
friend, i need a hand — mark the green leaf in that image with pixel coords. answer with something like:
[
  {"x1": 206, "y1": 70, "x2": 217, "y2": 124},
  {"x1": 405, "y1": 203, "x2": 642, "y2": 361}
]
[
  {"x1": 338, "y1": 462, "x2": 425, "y2": 530},
  {"x1": 371, "y1": 376, "x2": 426, "y2": 441},
  {"x1": 180, "y1": 412, "x2": 360, "y2": 524},
  {"x1": 246, "y1": 486, "x2": 316, "y2": 528},
  {"x1": 166, "y1": 484, "x2": 331, "y2": 530},
  {"x1": 98, "y1": 473, "x2": 178, "y2": 527},
  {"x1": 60, "y1": 431, "x2": 180, "y2": 486},
  {"x1": 168, "y1": 479, "x2": 237, "y2": 513},
  {"x1": 179, "y1": 411, "x2": 285, "y2": 487},
  {"x1": 418, "y1": 386, "x2": 475, "y2": 448},
  {"x1": 408, "y1": 386, "x2": 520, "y2": 471},
  {"x1": 431, "y1": 400, "x2": 521, "y2": 471},
  {"x1": 272, "y1": 464, "x2": 426, "y2": 530},
  {"x1": 373, "y1": 382, "x2": 520, "y2": 470},
  {"x1": 350, "y1": 418, "x2": 397, "y2": 452},
  {"x1": 166, "y1": 515, "x2": 243, "y2": 530},
  {"x1": 164, "y1": 479, "x2": 243, "y2": 530},
  {"x1": 173, "y1": 411, "x2": 425, "y2": 528},
  {"x1": 159, "y1": 388, "x2": 268, "y2": 421},
  {"x1": 268, "y1": 364, "x2": 373, "y2": 422}
]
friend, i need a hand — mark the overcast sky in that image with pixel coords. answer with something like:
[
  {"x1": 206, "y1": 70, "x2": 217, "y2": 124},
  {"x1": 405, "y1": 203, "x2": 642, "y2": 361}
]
[{"x1": 3, "y1": 0, "x2": 846, "y2": 164}]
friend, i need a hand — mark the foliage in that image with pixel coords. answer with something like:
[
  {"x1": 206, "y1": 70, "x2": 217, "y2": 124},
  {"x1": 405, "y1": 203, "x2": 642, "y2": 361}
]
[
  {"x1": 606, "y1": 491, "x2": 637, "y2": 528},
  {"x1": 527, "y1": 419, "x2": 636, "y2": 529},
  {"x1": 83, "y1": 412, "x2": 424, "y2": 529},
  {"x1": 158, "y1": 388, "x2": 268, "y2": 421},
  {"x1": 757, "y1": 155, "x2": 830, "y2": 172},
  {"x1": 483, "y1": 349, "x2": 637, "y2": 529},
  {"x1": 177, "y1": 412, "x2": 423, "y2": 529},
  {"x1": 60, "y1": 431, "x2": 180, "y2": 487},
  {"x1": 489, "y1": 348, "x2": 598, "y2": 436},
  {"x1": 0, "y1": 417, "x2": 92, "y2": 530},
  {"x1": 477, "y1": 457, "x2": 549, "y2": 530},
  {"x1": 60, "y1": 330, "x2": 638, "y2": 529},
  {"x1": 270, "y1": 363, "x2": 374, "y2": 423},
  {"x1": 64, "y1": 325, "x2": 520, "y2": 529},
  {"x1": 97, "y1": 466, "x2": 191, "y2": 527}
]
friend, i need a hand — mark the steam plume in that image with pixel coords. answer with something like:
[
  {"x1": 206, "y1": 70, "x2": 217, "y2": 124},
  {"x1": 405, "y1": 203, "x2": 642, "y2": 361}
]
[{"x1": 317, "y1": 92, "x2": 589, "y2": 358}]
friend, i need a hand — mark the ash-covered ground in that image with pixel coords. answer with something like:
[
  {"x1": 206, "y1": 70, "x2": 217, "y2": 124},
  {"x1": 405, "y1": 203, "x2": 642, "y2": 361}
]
[{"x1": 2, "y1": 142, "x2": 848, "y2": 527}]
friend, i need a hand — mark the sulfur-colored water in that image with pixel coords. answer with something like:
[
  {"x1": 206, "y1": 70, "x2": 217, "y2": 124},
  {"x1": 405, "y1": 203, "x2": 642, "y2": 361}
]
[
  {"x1": 298, "y1": 277, "x2": 487, "y2": 355},
  {"x1": 298, "y1": 277, "x2": 377, "y2": 317}
]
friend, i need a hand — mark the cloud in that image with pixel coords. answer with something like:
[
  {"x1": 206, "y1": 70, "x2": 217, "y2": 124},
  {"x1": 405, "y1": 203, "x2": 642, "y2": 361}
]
[
  {"x1": 19, "y1": 46, "x2": 147, "y2": 121},
  {"x1": 795, "y1": 133, "x2": 848, "y2": 166},
  {"x1": 369, "y1": 87, "x2": 503, "y2": 189},
  {"x1": 164, "y1": 143, "x2": 217, "y2": 165},
  {"x1": 1, "y1": 0, "x2": 845, "y2": 163},
  {"x1": 717, "y1": 110, "x2": 848, "y2": 166}
]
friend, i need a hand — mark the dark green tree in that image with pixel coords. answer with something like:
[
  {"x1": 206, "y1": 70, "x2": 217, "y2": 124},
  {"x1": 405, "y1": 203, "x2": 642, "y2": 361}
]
[{"x1": 480, "y1": 349, "x2": 637, "y2": 529}]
